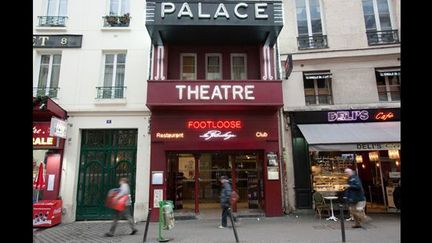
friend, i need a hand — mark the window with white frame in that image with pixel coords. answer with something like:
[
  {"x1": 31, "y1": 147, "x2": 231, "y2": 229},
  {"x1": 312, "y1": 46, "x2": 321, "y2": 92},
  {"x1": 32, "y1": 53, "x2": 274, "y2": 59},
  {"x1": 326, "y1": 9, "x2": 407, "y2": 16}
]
[
  {"x1": 231, "y1": 54, "x2": 247, "y2": 80},
  {"x1": 181, "y1": 54, "x2": 197, "y2": 80},
  {"x1": 39, "y1": 0, "x2": 68, "y2": 26},
  {"x1": 206, "y1": 54, "x2": 222, "y2": 80},
  {"x1": 303, "y1": 71, "x2": 333, "y2": 105},
  {"x1": 362, "y1": 0, "x2": 398, "y2": 45},
  {"x1": 375, "y1": 68, "x2": 400, "y2": 102},
  {"x1": 109, "y1": 0, "x2": 129, "y2": 16},
  {"x1": 295, "y1": 0, "x2": 327, "y2": 49},
  {"x1": 36, "y1": 54, "x2": 61, "y2": 98},
  {"x1": 101, "y1": 53, "x2": 126, "y2": 99}
]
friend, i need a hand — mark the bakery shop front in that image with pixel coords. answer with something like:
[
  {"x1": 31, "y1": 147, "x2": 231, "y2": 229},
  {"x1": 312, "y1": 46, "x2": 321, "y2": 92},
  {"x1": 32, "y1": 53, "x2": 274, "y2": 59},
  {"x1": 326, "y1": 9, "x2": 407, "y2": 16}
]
[
  {"x1": 33, "y1": 97, "x2": 68, "y2": 202},
  {"x1": 288, "y1": 108, "x2": 400, "y2": 213}
]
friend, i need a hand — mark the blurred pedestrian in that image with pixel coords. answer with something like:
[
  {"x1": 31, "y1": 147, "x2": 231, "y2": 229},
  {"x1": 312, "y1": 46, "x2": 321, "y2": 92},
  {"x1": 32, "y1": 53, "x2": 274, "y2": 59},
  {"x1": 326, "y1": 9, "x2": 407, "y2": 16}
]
[
  {"x1": 218, "y1": 175, "x2": 232, "y2": 229},
  {"x1": 344, "y1": 168, "x2": 371, "y2": 228},
  {"x1": 105, "y1": 177, "x2": 137, "y2": 237}
]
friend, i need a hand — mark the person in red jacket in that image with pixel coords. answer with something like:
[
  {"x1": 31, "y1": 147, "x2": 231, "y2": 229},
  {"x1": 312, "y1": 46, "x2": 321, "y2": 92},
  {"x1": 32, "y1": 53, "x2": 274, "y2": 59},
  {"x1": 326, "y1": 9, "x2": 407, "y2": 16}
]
[{"x1": 105, "y1": 177, "x2": 137, "y2": 237}]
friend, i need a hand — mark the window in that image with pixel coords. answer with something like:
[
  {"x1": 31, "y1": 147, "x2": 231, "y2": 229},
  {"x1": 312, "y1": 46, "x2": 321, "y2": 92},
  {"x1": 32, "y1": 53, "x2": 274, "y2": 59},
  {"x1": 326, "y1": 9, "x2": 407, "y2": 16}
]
[
  {"x1": 109, "y1": 0, "x2": 129, "y2": 16},
  {"x1": 36, "y1": 54, "x2": 61, "y2": 98},
  {"x1": 100, "y1": 53, "x2": 126, "y2": 99},
  {"x1": 231, "y1": 54, "x2": 247, "y2": 80},
  {"x1": 181, "y1": 54, "x2": 197, "y2": 80},
  {"x1": 205, "y1": 54, "x2": 222, "y2": 80},
  {"x1": 295, "y1": 0, "x2": 327, "y2": 49},
  {"x1": 362, "y1": 0, "x2": 398, "y2": 45},
  {"x1": 104, "y1": 0, "x2": 130, "y2": 27},
  {"x1": 375, "y1": 68, "x2": 400, "y2": 102},
  {"x1": 303, "y1": 72, "x2": 333, "y2": 105},
  {"x1": 39, "y1": 0, "x2": 68, "y2": 26}
]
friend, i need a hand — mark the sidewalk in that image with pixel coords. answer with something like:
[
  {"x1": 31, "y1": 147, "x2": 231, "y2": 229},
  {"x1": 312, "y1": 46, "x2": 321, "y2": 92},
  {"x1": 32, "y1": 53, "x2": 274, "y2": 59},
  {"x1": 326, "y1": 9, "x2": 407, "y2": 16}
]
[{"x1": 33, "y1": 213, "x2": 400, "y2": 243}]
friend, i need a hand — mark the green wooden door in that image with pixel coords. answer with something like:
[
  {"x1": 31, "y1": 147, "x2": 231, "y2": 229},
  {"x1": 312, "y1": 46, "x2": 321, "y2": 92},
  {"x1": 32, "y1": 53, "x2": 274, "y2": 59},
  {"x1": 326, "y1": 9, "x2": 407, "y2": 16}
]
[{"x1": 76, "y1": 129, "x2": 137, "y2": 220}]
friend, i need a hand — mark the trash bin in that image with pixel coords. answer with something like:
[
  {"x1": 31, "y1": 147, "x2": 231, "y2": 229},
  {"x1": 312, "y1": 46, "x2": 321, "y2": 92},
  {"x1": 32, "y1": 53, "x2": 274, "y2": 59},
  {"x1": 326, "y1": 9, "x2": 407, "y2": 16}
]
[
  {"x1": 33, "y1": 200, "x2": 62, "y2": 227},
  {"x1": 160, "y1": 200, "x2": 175, "y2": 230}
]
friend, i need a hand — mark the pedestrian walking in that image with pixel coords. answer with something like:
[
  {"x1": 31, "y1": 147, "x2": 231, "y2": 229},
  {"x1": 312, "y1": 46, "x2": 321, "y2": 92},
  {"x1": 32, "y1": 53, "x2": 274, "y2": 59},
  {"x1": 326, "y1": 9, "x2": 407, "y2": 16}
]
[
  {"x1": 219, "y1": 175, "x2": 232, "y2": 229},
  {"x1": 344, "y1": 168, "x2": 371, "y2": 228},
  {"x1": 105, "y1": 177, "x2": 138, "y2": 237}
]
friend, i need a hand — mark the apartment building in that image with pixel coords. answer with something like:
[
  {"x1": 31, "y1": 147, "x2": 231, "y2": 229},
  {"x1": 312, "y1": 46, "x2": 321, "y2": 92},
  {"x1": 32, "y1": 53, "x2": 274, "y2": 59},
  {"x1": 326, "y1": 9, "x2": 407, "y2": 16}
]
[
  {"x1": 33, "y1": 0, "x2": 152, "y2": 223},
  {"x1": 278, "y1": 0, "x2": 400, "y2": 213}
]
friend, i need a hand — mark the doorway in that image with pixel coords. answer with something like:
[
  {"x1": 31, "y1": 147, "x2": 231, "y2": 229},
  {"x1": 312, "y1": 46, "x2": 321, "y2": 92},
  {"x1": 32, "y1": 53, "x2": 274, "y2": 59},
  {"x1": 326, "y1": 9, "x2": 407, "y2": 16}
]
[{"x1": 166, "y1": 151, "x2": 264, "y2": 215}]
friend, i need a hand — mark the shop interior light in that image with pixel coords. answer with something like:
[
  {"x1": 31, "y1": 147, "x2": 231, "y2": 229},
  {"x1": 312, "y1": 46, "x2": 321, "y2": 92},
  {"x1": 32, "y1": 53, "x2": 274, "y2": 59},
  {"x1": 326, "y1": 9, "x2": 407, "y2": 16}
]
[
  {"x1": 388, "y1": 149, "x2": 400, "y2": 160},
  {"x1": 355, "y1": 155, "x2": 363, "y2": 163},
  {"x1": 369, "y1": 151, "x2": 379, "y2": 162},
  {"x1": 396, "y1": 160, "x2": 400, "y2": 166},
  {"x1": 376, "y1": 162, "x2": 380, "y2": 167},
  {"x1": 362, "y1": 164, "x2": 366, "y2": 169}
]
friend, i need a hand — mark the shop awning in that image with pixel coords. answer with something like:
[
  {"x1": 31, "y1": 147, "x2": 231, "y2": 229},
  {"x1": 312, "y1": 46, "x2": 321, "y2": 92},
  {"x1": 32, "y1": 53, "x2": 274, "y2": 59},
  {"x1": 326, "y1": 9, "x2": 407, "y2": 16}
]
[{"x1": 297, "y1": 122, "x2": 400, "y2": 151}]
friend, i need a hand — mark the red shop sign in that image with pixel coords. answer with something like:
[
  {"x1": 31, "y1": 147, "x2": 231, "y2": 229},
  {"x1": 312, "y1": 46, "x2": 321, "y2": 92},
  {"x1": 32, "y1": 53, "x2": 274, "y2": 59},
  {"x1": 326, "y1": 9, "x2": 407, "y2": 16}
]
[{"x1": 33, "y1": 123, "x2": 59, "y2": 149}]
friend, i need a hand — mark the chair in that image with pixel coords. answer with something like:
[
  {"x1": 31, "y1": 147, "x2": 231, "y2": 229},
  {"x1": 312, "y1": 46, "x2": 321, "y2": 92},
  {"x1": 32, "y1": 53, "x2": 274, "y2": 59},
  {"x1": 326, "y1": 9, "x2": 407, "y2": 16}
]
[{"x1": 313, "y1": 192, "x2": 331, "y2": 219}]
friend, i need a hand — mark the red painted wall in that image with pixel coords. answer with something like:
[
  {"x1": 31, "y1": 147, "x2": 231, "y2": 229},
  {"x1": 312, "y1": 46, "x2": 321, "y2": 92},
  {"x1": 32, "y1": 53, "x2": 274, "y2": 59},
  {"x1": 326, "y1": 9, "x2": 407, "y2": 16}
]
[
  {"x1": 43, "y1": 153, "x2": 62, "y2": 200},
  {"x1": 148, "y1": 110, "x2": 283, "y2": 221},
  {"x1": 166, "y1": 45, "x2": 261, "y2": 80}
]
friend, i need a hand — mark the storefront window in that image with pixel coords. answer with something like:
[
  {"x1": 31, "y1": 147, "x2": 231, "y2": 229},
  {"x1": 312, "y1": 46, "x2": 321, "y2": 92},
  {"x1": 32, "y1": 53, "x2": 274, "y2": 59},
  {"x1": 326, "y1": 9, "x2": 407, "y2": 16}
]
[{"x1": 33, "y1": 150, "x2": 48, "y2": 202}]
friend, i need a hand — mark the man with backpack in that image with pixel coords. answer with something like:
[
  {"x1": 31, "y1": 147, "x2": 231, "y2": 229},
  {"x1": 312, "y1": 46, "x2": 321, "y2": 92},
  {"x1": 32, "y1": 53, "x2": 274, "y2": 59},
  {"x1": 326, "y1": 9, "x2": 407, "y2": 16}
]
[{"x1": 219, "y1": 175, "x2": 232, "y2": 229}]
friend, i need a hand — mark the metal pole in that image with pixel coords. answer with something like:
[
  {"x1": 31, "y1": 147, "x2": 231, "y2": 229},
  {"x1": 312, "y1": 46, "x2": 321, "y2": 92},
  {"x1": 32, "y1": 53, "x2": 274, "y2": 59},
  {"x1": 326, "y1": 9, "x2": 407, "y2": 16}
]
[
  {"x1": 228, "y1": 208, "x2": 239, "y2": 243},
  {"x1": 142, "y1": 208, "x2": 152, "y2": 242},
  {"x1": 339, "y1": 204, "x2": 346, "y2": 242},
  {"x1": 378, "y1": 160, "x2": 387, "y2": 209}
]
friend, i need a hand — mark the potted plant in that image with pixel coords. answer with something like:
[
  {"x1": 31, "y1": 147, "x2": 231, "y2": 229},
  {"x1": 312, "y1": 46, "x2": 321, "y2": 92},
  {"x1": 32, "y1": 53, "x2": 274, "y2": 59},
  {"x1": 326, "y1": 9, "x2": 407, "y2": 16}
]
[
  {"x1": 105, "y1": 15, "x2": 118, "y2": 26},
  {"x1": 119, "y1": 13, "x2": 130, "y2": 26}
]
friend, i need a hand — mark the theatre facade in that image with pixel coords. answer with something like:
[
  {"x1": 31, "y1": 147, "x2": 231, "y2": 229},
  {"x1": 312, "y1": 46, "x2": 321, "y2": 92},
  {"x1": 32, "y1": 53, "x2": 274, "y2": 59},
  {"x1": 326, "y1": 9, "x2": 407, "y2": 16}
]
[{"x1": 145, "y1": 0, "x2": 285, "y2": 221}]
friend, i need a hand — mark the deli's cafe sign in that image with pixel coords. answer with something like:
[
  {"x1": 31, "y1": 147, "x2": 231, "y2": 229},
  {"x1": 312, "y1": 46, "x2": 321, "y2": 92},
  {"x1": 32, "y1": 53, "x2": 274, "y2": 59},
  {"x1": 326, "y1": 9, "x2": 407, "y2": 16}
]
[{"x1": 33, "y1": 123, "x2": 59, "y2": 148}]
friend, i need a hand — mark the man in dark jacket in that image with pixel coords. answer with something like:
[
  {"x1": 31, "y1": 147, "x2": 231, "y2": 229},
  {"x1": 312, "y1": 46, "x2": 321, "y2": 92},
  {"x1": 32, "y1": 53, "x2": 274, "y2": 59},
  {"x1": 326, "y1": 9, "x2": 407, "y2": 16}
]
[
  {"x1": 344, "y1": 168, "x2": 370, "y2": 228},
  {"x1": 219, "y1": 175, "x2": 232, "y2": 229}
]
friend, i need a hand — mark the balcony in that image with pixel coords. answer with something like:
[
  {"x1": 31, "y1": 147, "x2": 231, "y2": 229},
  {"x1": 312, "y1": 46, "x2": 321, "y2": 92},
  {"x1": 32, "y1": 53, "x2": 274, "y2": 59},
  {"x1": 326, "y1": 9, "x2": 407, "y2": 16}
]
[
  {"x1": 366, "y1": 30, "x2": 399, "y2": 45},
  {"x1": 103, "y1": 14, "x2": 130, "y2": 27},
  {"x1": 38, "y1": 16, "x2": 68, "y2": 27},
  {"x1": 96, "y1": 86, "x2": 127, "y2": 99},
  {"x1": 33, "y1": 87, "x2": 59, "y2": 98},
  {"x1": 297, "y1": 35, "x2": 328, "y2": 50}
]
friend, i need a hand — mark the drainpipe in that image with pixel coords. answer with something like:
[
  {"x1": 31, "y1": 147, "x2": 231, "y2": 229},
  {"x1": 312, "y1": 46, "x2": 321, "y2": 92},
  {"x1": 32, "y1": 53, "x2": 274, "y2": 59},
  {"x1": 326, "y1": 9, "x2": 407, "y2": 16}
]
[{"x1": 275, "y1": 40, "x2": 288, "y2": 214}]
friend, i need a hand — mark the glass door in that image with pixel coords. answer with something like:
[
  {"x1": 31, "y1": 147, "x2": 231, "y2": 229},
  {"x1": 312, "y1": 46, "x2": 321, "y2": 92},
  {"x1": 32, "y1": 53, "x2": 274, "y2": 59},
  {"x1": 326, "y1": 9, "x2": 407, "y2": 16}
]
[{"x1": 177, "y1": 154, "x2": 196, "y2": 210}]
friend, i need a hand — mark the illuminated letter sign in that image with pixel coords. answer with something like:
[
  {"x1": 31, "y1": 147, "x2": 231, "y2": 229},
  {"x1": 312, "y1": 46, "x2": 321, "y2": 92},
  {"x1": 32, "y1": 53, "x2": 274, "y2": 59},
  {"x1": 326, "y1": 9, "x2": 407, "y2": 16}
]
[
  {"x1": 375, "y1": 112, "x2": 395, "y2": 121},
  {"x1": 33, "y1": 123, "x2": 58, "y2": 148},
  {"x1": 256, "y1": 132, "x2": 268, "y2": 138},
  {"x1": 199, "y1": 130, "x2": 237, "y2": 140},
  {"x1": 328, "y1": 110, "x2": 369, "y2": 122},
  {"x1": 156, "y1": 133, "x2": 184, "y2": 139},
  {"x1": 187, "y1": 120, "x2": 242, "y2": 129},
  {"x1": 176, "y1": 85, "x2": 255, "y2": 101},
  {"x1": 158, "y1": 2, "x2": 269, "y2": 21}
]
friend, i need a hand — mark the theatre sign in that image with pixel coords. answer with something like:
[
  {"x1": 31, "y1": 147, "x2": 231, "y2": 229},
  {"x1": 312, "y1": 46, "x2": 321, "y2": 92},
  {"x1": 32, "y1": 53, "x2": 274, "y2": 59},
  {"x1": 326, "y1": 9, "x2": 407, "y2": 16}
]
[{"x1": 146, "y1": 80, "x2": 283, "y2": 107}]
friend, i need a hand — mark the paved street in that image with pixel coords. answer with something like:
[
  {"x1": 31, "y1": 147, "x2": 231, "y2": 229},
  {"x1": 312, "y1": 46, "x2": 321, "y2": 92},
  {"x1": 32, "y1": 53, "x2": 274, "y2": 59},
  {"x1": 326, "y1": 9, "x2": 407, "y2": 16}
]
[{"x1": 33, "y1": 213, "x2": 400, "y2": 243}]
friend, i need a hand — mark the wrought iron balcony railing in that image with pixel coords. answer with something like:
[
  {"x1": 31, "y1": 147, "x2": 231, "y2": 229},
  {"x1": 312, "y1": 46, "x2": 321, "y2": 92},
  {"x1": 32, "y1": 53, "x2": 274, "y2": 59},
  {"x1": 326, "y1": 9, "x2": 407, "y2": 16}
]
[
  {"x1": 103, "y1": 14, "x2": 131, "y2": 27},
  {"x1": 366, "y1": 30, "x2": 399, "y2": 45},
  {"x1": 96, "y1": 86, "x2": 127, "y2": 99},
  {"x1": 305, "y1": 95, "x2": 333, "y2": 105},
  {"x1": 33, "y1": 87, "x2": 59, "y2": 98},
  {"x1": 297, "y1": 35, "x2": 328, "y2": 50},
  {"x1": 38, "y1": 16, "x2": 68, "y2": 27}
]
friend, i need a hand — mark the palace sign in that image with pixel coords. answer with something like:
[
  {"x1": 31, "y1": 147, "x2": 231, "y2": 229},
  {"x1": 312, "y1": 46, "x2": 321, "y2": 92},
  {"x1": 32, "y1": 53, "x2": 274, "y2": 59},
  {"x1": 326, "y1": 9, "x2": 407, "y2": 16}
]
[{"x1": 147, "y1": 1, "x2": 283, "y2": 25}]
